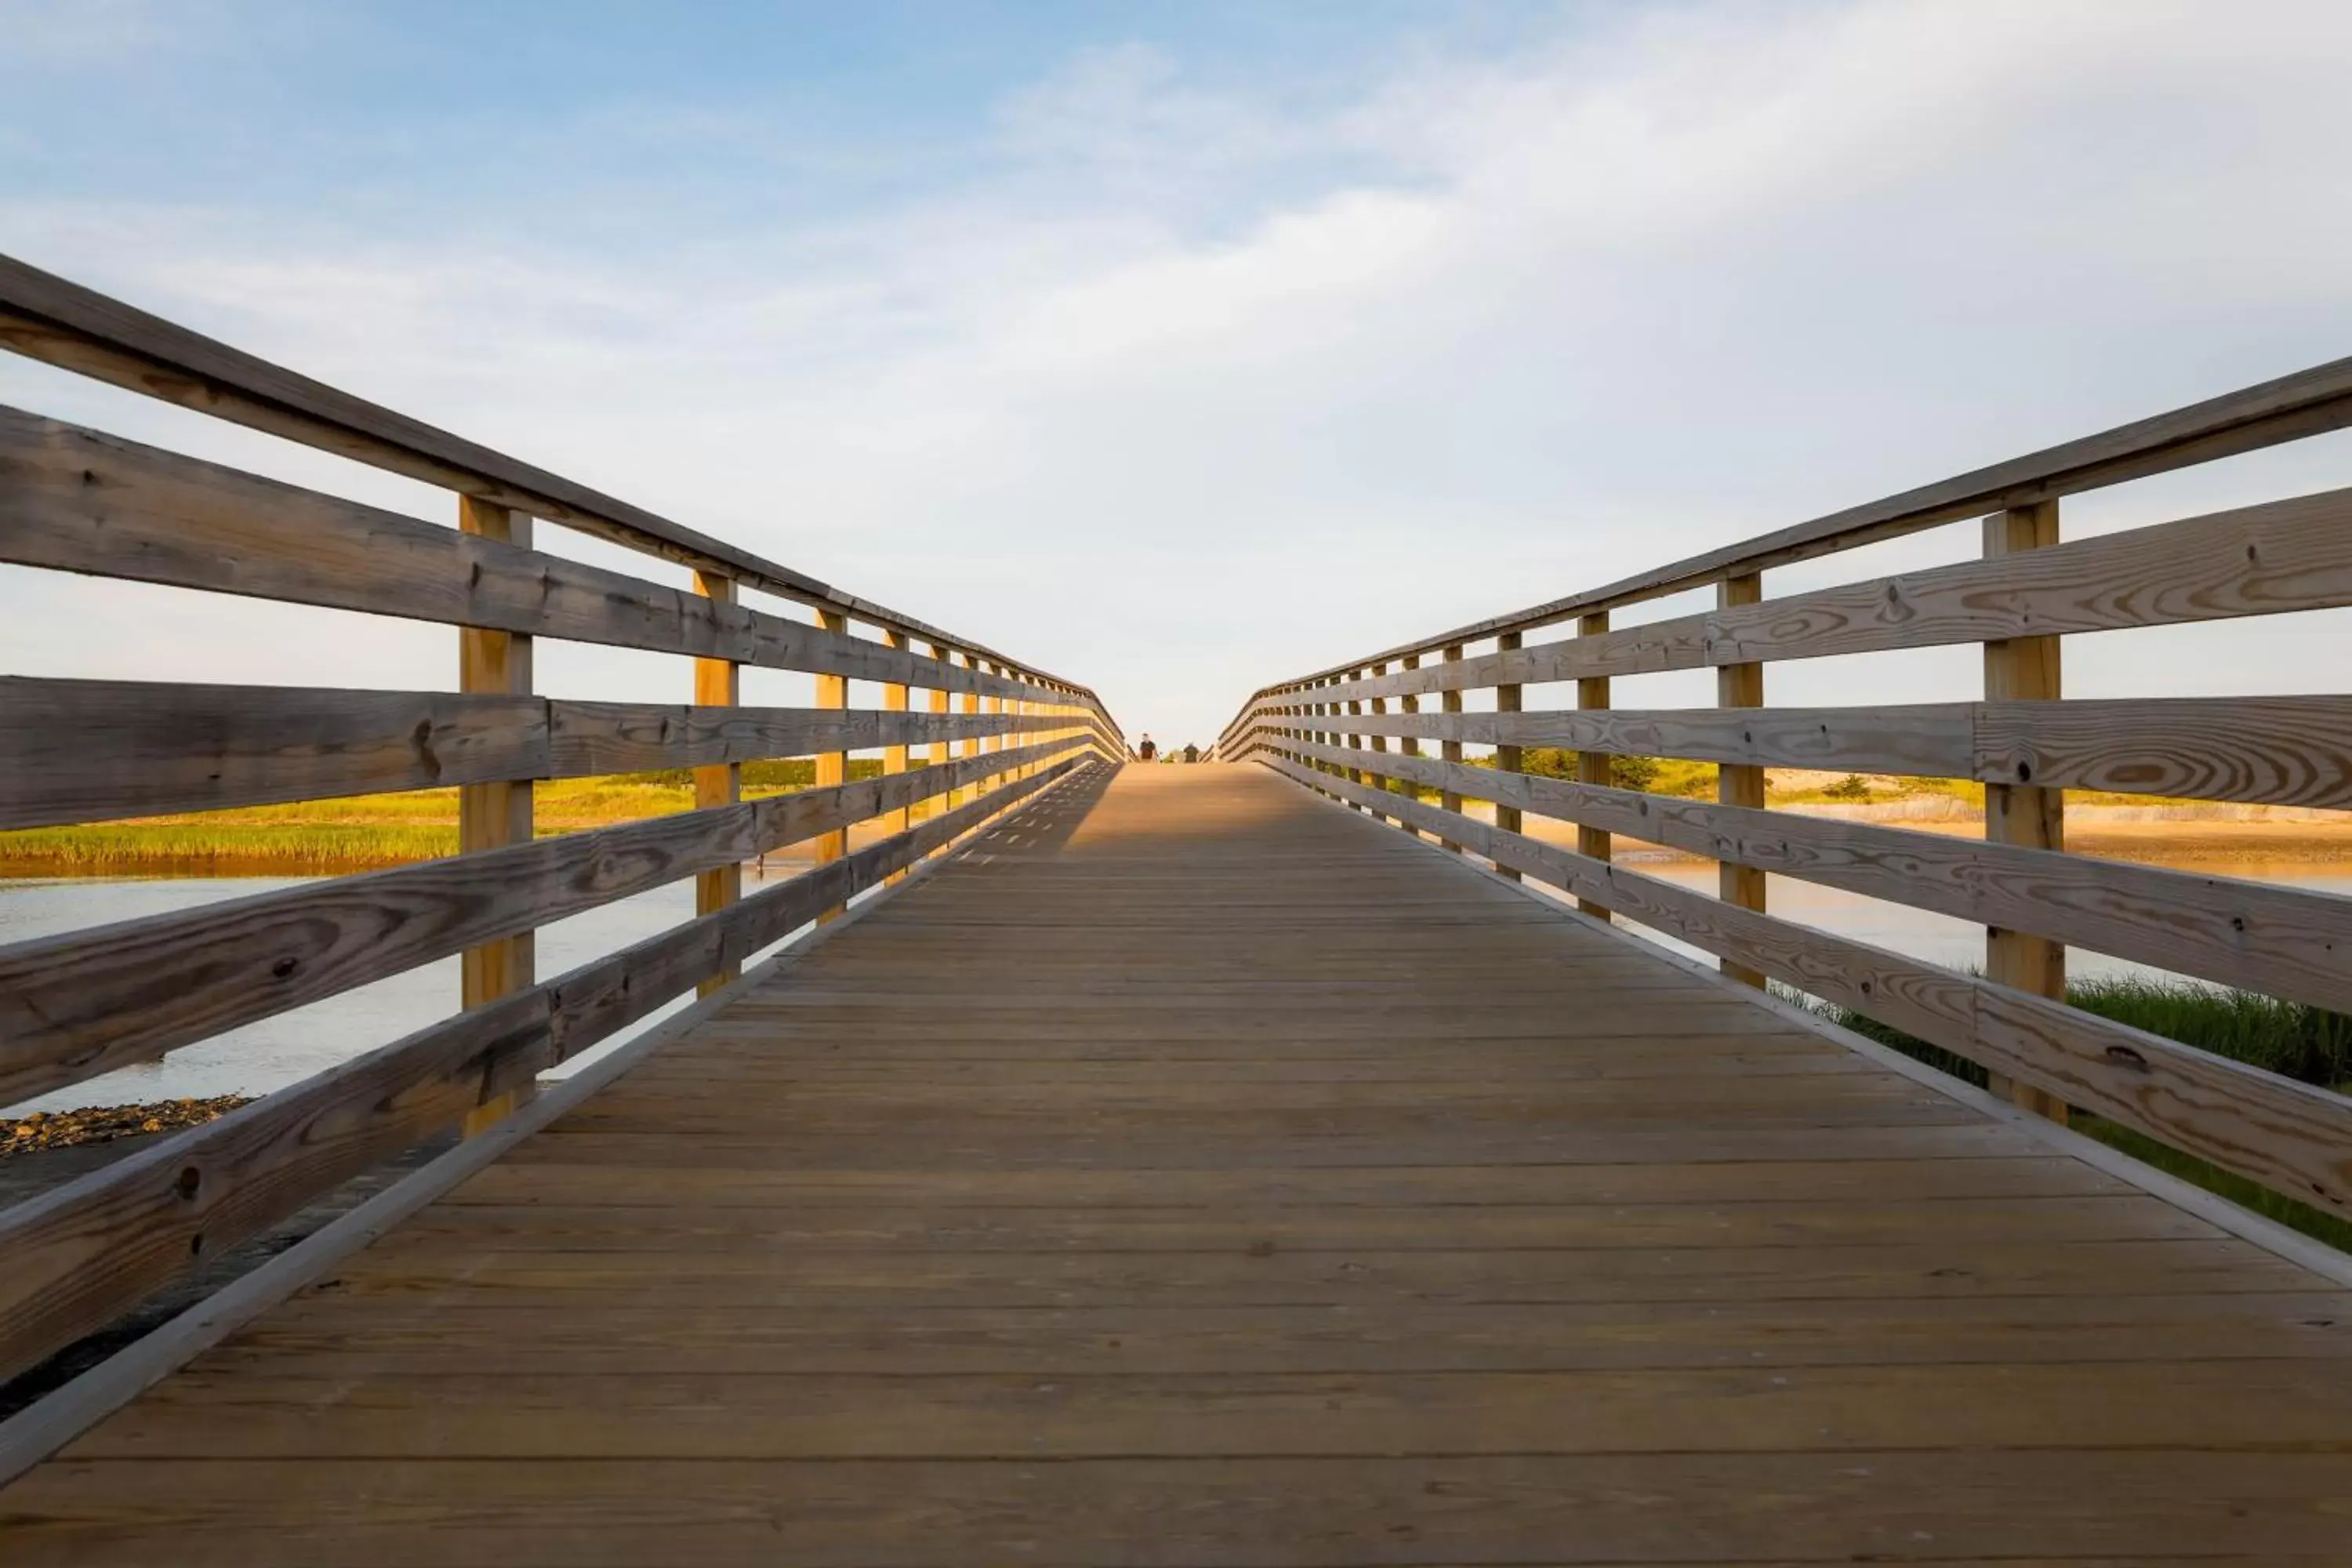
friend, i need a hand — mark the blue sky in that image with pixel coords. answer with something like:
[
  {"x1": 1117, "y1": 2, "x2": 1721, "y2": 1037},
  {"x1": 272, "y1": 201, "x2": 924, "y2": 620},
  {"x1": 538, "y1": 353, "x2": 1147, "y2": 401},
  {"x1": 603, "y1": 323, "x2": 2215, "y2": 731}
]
[{"x1": 5, "y1": 0, "x2": 2352, "y2": 745}]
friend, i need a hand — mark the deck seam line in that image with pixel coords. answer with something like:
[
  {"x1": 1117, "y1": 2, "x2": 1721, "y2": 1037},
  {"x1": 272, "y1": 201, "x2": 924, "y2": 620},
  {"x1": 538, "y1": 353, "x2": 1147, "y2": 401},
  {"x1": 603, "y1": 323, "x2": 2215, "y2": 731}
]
[
  {"x1": 0, "y1": 764, "x2": 1103, "y2": 1490},
  {"x1": 1248, "y1": 764, "x2": 2352, "y2": 1291}
]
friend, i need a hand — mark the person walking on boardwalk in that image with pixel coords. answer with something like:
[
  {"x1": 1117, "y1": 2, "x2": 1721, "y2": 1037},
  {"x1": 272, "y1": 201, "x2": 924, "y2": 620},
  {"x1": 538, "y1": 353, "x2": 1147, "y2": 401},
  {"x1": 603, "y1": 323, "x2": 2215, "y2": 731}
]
[{"x1": 1137, "y1": 734, "x2": 1157, "y2": 761}]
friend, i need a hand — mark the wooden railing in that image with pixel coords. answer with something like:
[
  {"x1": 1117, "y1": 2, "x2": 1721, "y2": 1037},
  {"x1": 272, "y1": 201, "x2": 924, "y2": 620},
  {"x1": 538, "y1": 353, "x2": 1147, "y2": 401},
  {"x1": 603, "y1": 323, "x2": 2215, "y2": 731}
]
[
  {"x1": 1219, "y1": 354, "x2": 2352, "y2": 1225},
  {"x1": 0, "y1": 256, "x2": 1121, "y2": 1383}
]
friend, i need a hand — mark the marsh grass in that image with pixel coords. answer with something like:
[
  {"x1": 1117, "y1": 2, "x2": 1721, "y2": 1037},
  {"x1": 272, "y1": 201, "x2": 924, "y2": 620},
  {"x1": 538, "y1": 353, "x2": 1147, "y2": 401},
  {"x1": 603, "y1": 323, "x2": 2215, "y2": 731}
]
[
  {"x1": 1806, "y1": 974, "x2": 2352, "y2": 1252},
  {"x1": 0, "y1": 760, "x2": 889, "y2": 875}
]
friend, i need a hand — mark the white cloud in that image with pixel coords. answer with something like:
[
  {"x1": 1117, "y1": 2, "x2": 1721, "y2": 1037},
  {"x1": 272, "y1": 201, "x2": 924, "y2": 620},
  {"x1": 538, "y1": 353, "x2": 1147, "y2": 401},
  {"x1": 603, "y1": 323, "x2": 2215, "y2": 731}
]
[{"x1": 5, "y1": 0, "x2": 2352, "y2": 743}]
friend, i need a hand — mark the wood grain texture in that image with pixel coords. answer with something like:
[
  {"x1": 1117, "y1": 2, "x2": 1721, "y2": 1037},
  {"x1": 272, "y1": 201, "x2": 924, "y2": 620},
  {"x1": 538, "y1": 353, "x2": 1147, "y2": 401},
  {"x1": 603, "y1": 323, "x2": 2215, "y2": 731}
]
[
  {"x1": 1981, "y1": 503, "x2": 2068, "y2": 1119},
  {"x1": 0, "y1": 736, "x2": 1088, "y2": 1105},
  {"x1": 0, "y1": 405, "x2": 1102, "y2": 719},
  {"x1": 1288, "y1": 737, "x2": 2352, "y2": 1016},
  {"x1": 0, "y1": 255, "x2": 1108, "y2": 697},
  {"x1": 1262, "y1": 755, "x2": 2352, "y2": 1225},
  {"x1": 1294, "y1": 485, "x2": 2352, "y2": 708},
  {"x1": 8, "y1": 764, "x2": 2350, "y2": 1563},
  {"x1": 1231, "y1": 692, "x2": 2352, "y2": 811},
  {"x1": 0, "y1": 677, "x2": 1076, "y2": 831},
  {"x1": 1715, "y1": 574, "x2": 1765, "y2": 988},
  {"x1": 0, "y1": 760, "x2": 1090, "y2": 1385},
  {"x1": 1231, "y1": 347, "x2": 2352, "y2": 695}
]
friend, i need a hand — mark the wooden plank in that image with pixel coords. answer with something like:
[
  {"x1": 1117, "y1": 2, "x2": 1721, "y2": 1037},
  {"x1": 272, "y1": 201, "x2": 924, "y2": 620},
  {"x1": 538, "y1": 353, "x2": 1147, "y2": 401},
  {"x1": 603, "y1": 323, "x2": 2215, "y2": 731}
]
[
  {"x1": 1238, "y1": 347, "x2": 2352, "y2": 692},
  {"x1": 0, "y1": 759, "x2": 1090, "y2": 1385},
  {"x1": 0, "y1": 680, "x2": 1060, "y2": 833},
  {"x1": 692, "y1": 572, "x2": 743, "y2": 998},
  {"x1": 1262, "y1": 756, "x2": 2352, "y2": 1223},
  {"x1": 0, "y1": 405, "x2": 1089, "y2": 713},
  {"x1": 0, "y1": 736, "x2": 1088, "y2": 1105},
  {"x1": 455, "y1": 498, "x2": 534, "y2": 1138},
  {"x1": 0, "y1": 254, "x2": 1107, "y2": 695},
  {"x1": 1575, "y1": 610, "x2": 1612, "y2": 920},
  {"x1": 1494, "y1": 633, "x2": 1522, "y2": 881},
  {"x1": 1439, "y1": 644, "x2": 1464, "y2": 852},
  {"x1": 1236, "y1": 691, "x2": 2352, "y2": 811},
  {"x1": 812, "y1": 612, "x2": 851, "y2": 922},
  {"x1": 1715, "y1": 574, "x2": 1765, "y2": 989},
  {"x1": 1973, "y1": 695, "x2": 2352, "y2": 808},
  {"x1": 1983, "y1": 502, "x2": 2069, "y2": 1120},
  {"x1": 1303, "y1": 485, "x2": 2352, "y2": 707}
]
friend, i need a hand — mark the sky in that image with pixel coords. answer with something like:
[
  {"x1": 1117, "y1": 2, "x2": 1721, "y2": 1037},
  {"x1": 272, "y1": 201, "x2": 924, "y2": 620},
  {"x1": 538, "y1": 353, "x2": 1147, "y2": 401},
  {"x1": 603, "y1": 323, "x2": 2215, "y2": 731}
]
[{"x1": 4, "y1": 0, "x2": 2352, "y2": 747}]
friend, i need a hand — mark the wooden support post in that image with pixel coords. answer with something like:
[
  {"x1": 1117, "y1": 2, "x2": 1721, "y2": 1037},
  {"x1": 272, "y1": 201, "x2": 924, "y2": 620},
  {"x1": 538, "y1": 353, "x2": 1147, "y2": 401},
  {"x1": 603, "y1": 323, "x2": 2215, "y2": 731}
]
[
  {"x1": 1397, "y1": 654, "x2": 1422, "y2": 840},
  {"x1": 1576, "y1": 611, "x2": 1612, "y2": 919},
  {"x1": 815, "y1": 611, "x2": 850, "y2": 924},
  {"x1": 984, "y1": 663, "x2": 1004, "y2": 791},
  {"x1": 693, "y1": 571, "x2": 743, "y2": 996},
  {"x1": 1439, "y1": 644, "x2": 1465, "y2": 852},
  {"x1": 457, "y1": 496, "x2": 535, "y2": 1135},
  {"x1": 958, "y1": 652, "x2": 982, "y2": 808},
  {"x1": 882, "y1": 630, "x2": 913, "y2": 882},
  {"x1": 1494, "y1": 633, "x2": 1523, "y2": 882},
  {"x1": 1985, "y1": 499, "x2": 2070, "y2": 1123},
  {"x1": 1716, "y1": 574, "x2": 1766, "y2": 987},
  {"x1": 1367, "y1": 662, "x2": 1391, "y2": 825},
  {"x1": 920, "y1": 642, "x2": 953, "y2": 822},
  {"x1": 1345, "y1": 673, "x2": 1367, "y2": 811}
]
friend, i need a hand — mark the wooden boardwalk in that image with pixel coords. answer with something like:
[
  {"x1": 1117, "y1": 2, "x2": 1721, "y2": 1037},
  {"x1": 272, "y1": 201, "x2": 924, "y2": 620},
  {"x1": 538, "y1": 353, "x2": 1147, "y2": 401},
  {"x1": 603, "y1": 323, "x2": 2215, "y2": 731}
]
[{"x1": 9, "y1": 764, "x2": 2352, "y2": 1563}]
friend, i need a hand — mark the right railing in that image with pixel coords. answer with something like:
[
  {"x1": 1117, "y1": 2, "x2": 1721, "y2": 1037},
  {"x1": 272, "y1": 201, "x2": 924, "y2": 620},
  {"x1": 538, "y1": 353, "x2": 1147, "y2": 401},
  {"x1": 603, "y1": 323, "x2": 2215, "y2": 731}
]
[{"x1": 1219, "y1": 353, "x2": 2352, "y2": 1226}]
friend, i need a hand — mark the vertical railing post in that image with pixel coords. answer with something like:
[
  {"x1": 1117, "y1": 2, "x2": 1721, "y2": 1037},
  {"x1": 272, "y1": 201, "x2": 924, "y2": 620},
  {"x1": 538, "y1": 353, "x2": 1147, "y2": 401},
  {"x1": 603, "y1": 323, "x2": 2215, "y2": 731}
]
[
  {"x1": 693, "y1": 571, "x2": 743, "y2": 996},
  {"x1": 1439, "y1": 644, "x2": 1465, "y2": 852},
  {"x1": 922, "y1": 642, "x2": 953, "y2": 819},
  {"x1": 1984, "y1": 500, "x2": 2068, "y2": 1123},
  {"x1": 1575, "y1": 611, "x2": 1613, "y2": 920},
  {"x1": 882, "y1": 631, "x2": 913, "y2": 881},
  {"x1": 1367, "y1": 662, "x2": 1391, "y2": 824},
  {"x1": 815, "y1": 612, "x2": 851, "y2": 924},
  {"x1": 959, "y1": 652, "x2": 982, "y2": 806},
  {"x1": 1345, "y1": 671, "x2": 1367, "y2": 811},
  {"x1": 457, "y1": 496, "x2": 535, "y2": 1134},
  {"x1": 1494, "y1": 632, "x2": 1523, "y2": 881},
  {"x1": 1396, "y1": 654, "x2": 1422, "y2": 840},
  {"x1": 1716, "y1": 574, "x2": 1766, "y2": 987}
]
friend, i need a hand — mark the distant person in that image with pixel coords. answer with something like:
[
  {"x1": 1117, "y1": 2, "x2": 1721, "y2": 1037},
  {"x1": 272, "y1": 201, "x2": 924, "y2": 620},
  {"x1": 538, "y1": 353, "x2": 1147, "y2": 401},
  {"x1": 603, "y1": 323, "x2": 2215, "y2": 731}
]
[
  {"x1": 1182, "y1": 743, "x2": 1200, "y2": 764},
  {"x1": 1137, "y1": 734, "x2": 1157, "y2": 761}
]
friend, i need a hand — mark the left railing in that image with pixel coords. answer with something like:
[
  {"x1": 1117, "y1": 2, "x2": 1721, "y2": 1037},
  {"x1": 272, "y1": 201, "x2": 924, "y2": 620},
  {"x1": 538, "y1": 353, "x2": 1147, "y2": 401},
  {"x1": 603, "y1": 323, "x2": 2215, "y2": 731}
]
[{"x1": 0, "y1": 255, "x2": 1122, "y2": 1384}]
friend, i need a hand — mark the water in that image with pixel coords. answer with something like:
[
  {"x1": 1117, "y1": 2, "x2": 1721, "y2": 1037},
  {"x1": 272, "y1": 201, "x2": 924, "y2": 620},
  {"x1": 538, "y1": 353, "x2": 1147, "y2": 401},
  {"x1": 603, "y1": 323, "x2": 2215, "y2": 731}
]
[
  {"x1": 7, "y1": 853, "x2": 2350, "y2": 1116},
  {"x1": 0, "y1": 862, "x2": 832, "y2": 1118}
]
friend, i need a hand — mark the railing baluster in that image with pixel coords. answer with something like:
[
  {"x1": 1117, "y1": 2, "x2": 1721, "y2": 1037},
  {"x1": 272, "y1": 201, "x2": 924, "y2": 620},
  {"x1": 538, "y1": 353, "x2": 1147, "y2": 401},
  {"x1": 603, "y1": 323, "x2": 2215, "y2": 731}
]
[
  {"x1": 1575, "y1": 611, "x2": 1613, "y2": 919},
  {"x1": 457, "y1": 495, "x2": 536, "y2": 1134},
  {"x1": 694, "y1": 570, "x2": 744, "y2": 996},
  {"x1": 1716, "y1": 573, "x2": 1766, "y2": 986},
  {"x1": 1494, "y1": 633, "x2": 1523, "y2": 882},
  {"x1": 1439, "y1": 644, "x2": 1465, "y2": 852},
  {"x1": 815, "y1": 610, "x2": 851, "y2": 923},
  {"x1": 1984, "y1": 501, "x2": 2070, "y2": 1122},
  {"x1": 1397, "y1": 654, "x2": 1421, "y2": 839}
]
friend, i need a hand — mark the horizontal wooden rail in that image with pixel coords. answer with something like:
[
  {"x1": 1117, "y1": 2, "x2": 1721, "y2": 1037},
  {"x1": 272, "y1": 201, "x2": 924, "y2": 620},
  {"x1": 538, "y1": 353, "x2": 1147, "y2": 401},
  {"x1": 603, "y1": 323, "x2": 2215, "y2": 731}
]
[
  {"x1": 1244, "y1": 350, "x2": 2352, "y2": 696},
  {"x1": 1287, "y1": 736, "x2": 2352, "y2": 1015},
  {"x1": 0, "y1": 735, "x2": 1089, "y2": 1105},
  {"x1": 1266, "y1": 754, "x2": 2352, "y2": 1224},
  {"x1": 0, "y1": 756, "x2": 1094, "y2": 1385},
  {"x1": 0, "y1": 408, "x2": 1116, "y2": 733},
  {"x1": 0, "y1": 676, "x2": 1089, "y2": 829},
  {"x1": 0, "y1": 253, "x2": 1102, "y2": 695},
  {"x1": 1229, "y1": 695, "x2": 2352, "y2": 809},
  {"x1": 1292, "y1": 486, "x2": 2352, "y2": 710}
]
